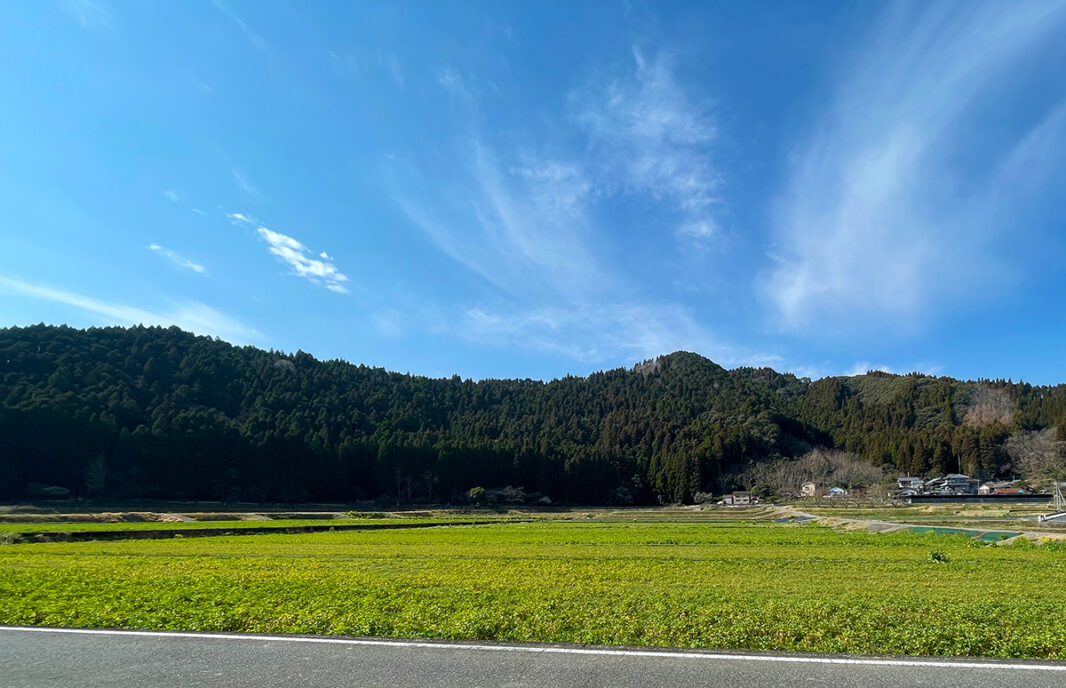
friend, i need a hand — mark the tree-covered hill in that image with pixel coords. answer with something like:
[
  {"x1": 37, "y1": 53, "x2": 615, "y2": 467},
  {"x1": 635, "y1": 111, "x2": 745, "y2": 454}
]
[{"x1": 1, "y1": 325, "x2": 1064, "y2": 504}]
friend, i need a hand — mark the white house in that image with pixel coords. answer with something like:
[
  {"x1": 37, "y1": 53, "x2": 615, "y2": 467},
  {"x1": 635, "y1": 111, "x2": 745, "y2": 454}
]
[{"x1": 723, "y1": 491, "x2": 753, "y2": 506}]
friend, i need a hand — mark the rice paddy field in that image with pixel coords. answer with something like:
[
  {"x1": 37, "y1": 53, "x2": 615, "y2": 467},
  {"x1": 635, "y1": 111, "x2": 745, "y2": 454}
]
[{"x1": 3, "y1": 516, "x2": 1066, "y2": 659}]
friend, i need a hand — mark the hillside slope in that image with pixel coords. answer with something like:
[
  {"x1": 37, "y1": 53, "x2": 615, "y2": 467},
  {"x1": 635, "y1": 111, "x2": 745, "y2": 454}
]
[{"x1": 1, "y1": 325, "x2": 1064, "y2": 503}]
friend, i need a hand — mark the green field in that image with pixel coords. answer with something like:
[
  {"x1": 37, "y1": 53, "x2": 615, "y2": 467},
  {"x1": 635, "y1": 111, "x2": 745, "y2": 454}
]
[{"x1": 2, "y1": 519, "x2": 1065, "y2": 658}]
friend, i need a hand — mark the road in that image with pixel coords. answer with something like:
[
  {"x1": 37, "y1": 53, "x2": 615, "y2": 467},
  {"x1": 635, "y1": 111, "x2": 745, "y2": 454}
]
[{"x1": 3, "y1": 626, "x2": 1066, "y2": 688}]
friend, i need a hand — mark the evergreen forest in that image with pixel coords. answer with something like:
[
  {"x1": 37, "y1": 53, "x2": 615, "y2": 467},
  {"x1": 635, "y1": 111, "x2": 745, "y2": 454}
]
[{"x1": 2, "y1": 325, "x2": 1065, "y2": 504}]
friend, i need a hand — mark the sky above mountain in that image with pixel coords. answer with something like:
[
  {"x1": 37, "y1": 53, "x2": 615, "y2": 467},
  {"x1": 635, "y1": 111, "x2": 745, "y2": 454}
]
[{"x1": 2, "y1": 1, "x2": 1066, "y2": 383}]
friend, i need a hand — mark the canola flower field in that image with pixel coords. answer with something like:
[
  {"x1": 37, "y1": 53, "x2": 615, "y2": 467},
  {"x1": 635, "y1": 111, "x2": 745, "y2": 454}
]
[{"x1": 2, "y1": 519, "x2": 1065, "y2": 658}]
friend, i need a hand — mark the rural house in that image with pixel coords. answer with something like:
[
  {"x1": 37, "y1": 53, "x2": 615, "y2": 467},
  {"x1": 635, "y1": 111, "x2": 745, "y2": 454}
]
[
  {"x1": 940, "y1": 474, "x2": 979, "y2": 495},
  {"x1": 723, "y1": 491, "x2": 752, "y2": 506},
  {"x1": 800, "y1": 482, "x2": 818, "y2": 497},
  {"x1": 897, "y1": 476, "x2": 924, "y2": 491}
]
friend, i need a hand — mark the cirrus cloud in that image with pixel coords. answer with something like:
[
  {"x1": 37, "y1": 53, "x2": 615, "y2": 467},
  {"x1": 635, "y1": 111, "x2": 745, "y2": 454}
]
[
  {"x1": 0, "y1": 275, "x2": 259, "y2": 344},
  {"x1": 764, "y1": 1, "x2": 1066, "y2": 332},
  {"x1": 148, "y1": 244, "x2": 206, "y2": 274}
]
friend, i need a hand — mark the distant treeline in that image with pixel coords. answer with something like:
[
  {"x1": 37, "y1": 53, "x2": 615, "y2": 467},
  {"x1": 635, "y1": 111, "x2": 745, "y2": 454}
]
[{"x1": 1, "y1": 325, "x2": 1064, "y2": 504}]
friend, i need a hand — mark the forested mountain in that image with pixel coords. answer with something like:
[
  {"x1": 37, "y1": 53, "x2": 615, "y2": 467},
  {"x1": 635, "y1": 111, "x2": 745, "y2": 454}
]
[{"x1": 2, "y1": 325, "x2": 1065, "y2": 504}]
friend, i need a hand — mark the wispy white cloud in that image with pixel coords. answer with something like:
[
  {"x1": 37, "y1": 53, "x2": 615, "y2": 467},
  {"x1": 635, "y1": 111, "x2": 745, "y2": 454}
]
[
  {"x1": 373, "y1": 309, "x2": 403, "y2": 338},
  {"x1": 191, "y1": 208, "x2": 207, "y2": 216},
  {"x1": 226, "y1": 211, "x2": 255, "y2": 224},
  {"x1": 570, "y1": 49, "x2": 720, "y2": 243},
  {"x1": 437, "y1": 68, "x2": 468, "y2": 97},
  {"x1": 148, "y1": 244, "x2": 206, "y2": 274},
  {"x1": 461, "y1": 300, "x2": 779, "y2": 369},
  {"x1": 257, "y1": 227, "x2": 350, "y2": 293},
  {"x1": 393, "y1": 47, "x2": 772, "y2": 368},
  {"x1": 382, "y1": 53, "x2": 404, "y2": 88},
  {"x1": 740, "y1": 353, "x2": 785, "y2": 369},
  {"x1": 462, "y1": 302, "x2": 717, "y2": 364},
  {"x1": 790, "y1": 360, "x2": 945, "y2": 381},
  {"x1": 676, "y1": 221, "x2": 715, "y2": 241},
  {"x1": 162, "y1": 190, "x2": 179, "y2": 202},
  {"x1": 232, "y1": 169, "x2": 263, "y2": 199},
  {"x1": 397, "y1": 144, "x2": 607, "y2": 301},
  {"x1": 329, "y1": 49, "x2": 408, "y2": 88},
  {"x1": 0, "y1": 276, "x2": 259, "y2": 344},
  {"x1": 229, "y1": 213, "x2": 349, "y2": 293},
  {"x1": 59, "y1": 0, "x2": 112, "y2": 29},
  {"x1": 845, "y1": 362, "x2": 894, "y2": 377},
  {"x1": 211, "y1": 0, "x2": 267, "y2": 50},
  {"x1": 764, "y1": 2, "x2": 1066, "y2": 332},
  {"x1": 991, "y1": 100, "x2": 1066, "y2": 194},
  {"x1": 488, "y1": 23, "x2": 513, "y2": 41},
  {"x1": 187, "y1": 75, "x2": 213, "y2": 94}
]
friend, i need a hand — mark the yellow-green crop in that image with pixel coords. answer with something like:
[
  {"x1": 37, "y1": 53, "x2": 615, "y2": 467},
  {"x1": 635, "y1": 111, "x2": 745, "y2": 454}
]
[{"x1": 2, "y1": 521, "x2": 1065, "y2": 658}]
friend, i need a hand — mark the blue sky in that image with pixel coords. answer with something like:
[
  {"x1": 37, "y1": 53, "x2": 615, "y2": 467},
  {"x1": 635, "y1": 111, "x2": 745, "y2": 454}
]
[{"x1": 2, "y1": 1, "x2": 1066, "y2": 383}]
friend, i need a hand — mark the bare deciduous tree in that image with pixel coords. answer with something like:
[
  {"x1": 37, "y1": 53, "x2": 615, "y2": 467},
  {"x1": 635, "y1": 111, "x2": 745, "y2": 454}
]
[
  {"x1": 1004, "y1": 428, "x2": 1063, "y2": 479},
  {"x1": 962, "y1": 385, "x2": 1014, "y2": 427},
  {"x1": 740, "y1": 448, "x2": 884, "y2": 496}
]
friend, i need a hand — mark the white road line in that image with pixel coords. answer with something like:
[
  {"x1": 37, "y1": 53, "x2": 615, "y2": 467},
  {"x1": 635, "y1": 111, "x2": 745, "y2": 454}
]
[{"x1": 3, "y1": 626, "x2": 1064, "y2": 672}]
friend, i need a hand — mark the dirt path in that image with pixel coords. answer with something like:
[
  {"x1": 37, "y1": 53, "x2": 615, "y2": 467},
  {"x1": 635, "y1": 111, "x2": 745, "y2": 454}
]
[{"x1": 776, "y1": 506, "x2": 1066, "y2": 544}]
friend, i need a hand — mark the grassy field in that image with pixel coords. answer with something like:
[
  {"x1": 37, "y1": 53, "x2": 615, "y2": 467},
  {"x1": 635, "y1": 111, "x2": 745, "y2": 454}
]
[{"x1": 3, "y1": 519, "x2": 1066, "y2": 658}]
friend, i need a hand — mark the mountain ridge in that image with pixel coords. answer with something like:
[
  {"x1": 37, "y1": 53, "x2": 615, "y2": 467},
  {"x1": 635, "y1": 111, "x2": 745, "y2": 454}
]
[{"x1": 1, "y1": 324, "x2": 1063, "y2": 504}]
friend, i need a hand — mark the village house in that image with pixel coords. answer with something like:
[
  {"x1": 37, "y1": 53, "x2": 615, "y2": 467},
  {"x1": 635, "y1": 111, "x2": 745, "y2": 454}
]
[
  {"x1": 897, "y1": 476, "x2": 924, "y2": 491},
  {"x1": 923, "y1": 474, "x2": 979, "y2": 495},
  {"x1": 827, "y1": 486, "x2": 847, "y2": 498},
  {"x1": 940, "y1": 473, "x2": 979, "y2": 495},
  {"x1": 979, "y1": 481, "x2": 1028, "y2": 495},
  {"x1": 723, "y1": 491, "x2": 753, "y2": 506},
  {"x1": 800, "y1": 482, "x2": 818, "y2": 497}
]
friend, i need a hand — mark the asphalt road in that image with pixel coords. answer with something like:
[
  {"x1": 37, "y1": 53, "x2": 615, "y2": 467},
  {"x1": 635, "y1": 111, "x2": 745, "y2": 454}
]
[{"x1": 3, "y1": 626, "x2": 1066, "y2": 688}]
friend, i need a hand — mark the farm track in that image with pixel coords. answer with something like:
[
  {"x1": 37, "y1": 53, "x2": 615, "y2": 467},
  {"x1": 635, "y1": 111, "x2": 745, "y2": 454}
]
[{"x1": 781, "y1": 506, "x2": 1066, "y2": 544}]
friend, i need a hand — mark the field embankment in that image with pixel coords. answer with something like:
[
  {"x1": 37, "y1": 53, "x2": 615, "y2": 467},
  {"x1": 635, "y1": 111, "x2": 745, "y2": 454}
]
[{"x1": 0, "y1": 509, "x2": 524, "y2": 543}]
